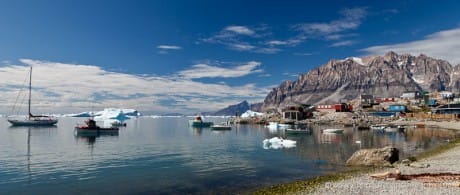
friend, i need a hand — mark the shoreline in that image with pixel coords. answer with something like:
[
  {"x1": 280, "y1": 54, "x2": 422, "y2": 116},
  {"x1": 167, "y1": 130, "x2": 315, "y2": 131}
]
[{"x1": 252, "y1": 121, "x2": 460, "y2": 194}]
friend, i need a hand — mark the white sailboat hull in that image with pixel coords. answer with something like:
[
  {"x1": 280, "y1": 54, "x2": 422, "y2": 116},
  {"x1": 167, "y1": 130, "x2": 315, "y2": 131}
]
[{"x1": 8, "y1": 118, "x2": 58, "y2": 126}]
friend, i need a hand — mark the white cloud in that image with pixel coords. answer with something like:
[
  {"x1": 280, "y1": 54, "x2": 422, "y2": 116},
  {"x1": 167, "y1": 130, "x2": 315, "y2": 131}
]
[
  {"x1": 294, "y1": 7, "x2": 367, "y2": 38},
  {"x1": 266, "y1": 37, "x2": 306, "y2": 47},
  {"x1": 157, "y1": 45, "x2": 182, "y2": 50},
  {"x1": 361, "y1": 27, "x2": 460, "y2": 64},
  {"x1": 282, "y1": 72, "x2": 298, "y2": 77},
  {"x1": 207, "y1": 25, "x2": 258, "y2": 41},
  {"x1": 178, "y1": 61, "x2": 262, "y2": 79},
  {"x1": 255, "y1": 47, "x2": 281, "y2": 54},
  {"x1": 324, "y1": 33, "x2": 358, "y2": 41},
  {"x1": 229, "y1": 43, "x2": 255, "y2": 51},
  {"x1": 266, "y1": 40, "x2": 289, "y2": 46},
  {"x1": 224, "y1": 26, "x2": 255, "y2": 35},
  {"x1": 293, "y1": 52, "x2": 315, "y2": 56},
  {"x1": 202, "y1": 25, "x2": 282, "y2": 54},
  {"x1": 329, "y1": 40, "x2": 355, "y2": 47},
  {"x1": 0, "y1": 60, "x2": 269, "y2": 114},
  {"x1": 201, "y1": 8, "x2": 366, "y2": 53}
]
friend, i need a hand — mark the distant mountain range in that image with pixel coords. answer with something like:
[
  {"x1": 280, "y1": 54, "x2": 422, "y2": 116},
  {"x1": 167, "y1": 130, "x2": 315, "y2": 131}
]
[
  {"x1": 261, "y1": 51, "x2": 460, "y2": 111},
  {"x1": 203, "y1": 100, "x2": 262, "y2": 116}
]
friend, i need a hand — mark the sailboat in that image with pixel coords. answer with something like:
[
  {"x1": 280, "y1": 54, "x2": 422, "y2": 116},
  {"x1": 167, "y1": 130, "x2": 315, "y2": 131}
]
[{"x1": 7, "y1": 67, "x2": 58, "y2": 126}]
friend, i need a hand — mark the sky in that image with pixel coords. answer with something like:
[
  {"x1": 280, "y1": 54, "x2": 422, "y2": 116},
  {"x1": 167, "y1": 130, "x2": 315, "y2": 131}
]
[{"x1": 1, "y1": 0, "x2": 460, "y2": 115}]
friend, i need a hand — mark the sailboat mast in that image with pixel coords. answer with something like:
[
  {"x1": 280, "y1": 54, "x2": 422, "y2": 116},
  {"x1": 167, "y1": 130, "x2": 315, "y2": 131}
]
[{"x1": 28, "y1": 67, "x2": 32, "y2": 119}]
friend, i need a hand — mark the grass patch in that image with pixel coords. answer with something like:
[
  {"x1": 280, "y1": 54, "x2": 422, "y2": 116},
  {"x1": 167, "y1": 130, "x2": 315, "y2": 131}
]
[
  {"x1": 415, "y1": 137, "x2": 460, "y2": 160},
  {"x1": 250, "y1": 167, "x2": 376, "y2": 195}
]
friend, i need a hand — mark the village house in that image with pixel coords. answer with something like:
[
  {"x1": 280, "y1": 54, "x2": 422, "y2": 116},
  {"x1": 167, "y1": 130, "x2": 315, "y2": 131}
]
[
  {"x1": 374, "y1": 97, "x2": 395, "y2": 103},
  {"x1": 281, "y1": 105, "x2": 314, "y2": 121},
  {"x1": 360, "y1": 94, "x2": 374, "y2": 108},
  {"x1": 432, "y1": 103, "x2": 460, "y2": 114},
  {"x1": 388, "y1": 104, "x2": 407, "y2": 112},
  {"x1": 316, "y1": 103, "x2": 353, "y2": 113},
  {"x1": 401, "y1": 91, "x2": 422, "y2": 99}
]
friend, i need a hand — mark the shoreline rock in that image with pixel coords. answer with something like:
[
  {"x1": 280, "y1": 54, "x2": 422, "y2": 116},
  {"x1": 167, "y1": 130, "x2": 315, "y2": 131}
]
[{"x1": 346, "y1": 146, "x2": 399, "y2": 167}]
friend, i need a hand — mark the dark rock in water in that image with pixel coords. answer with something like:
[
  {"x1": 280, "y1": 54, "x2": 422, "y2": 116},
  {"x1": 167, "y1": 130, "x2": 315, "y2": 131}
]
[
  {"x1": 346, "y1": 146, "x2": 399, "y2": 167},
  {"x1": 261, "y1": 51, "x2": 457, "y2": 111}
]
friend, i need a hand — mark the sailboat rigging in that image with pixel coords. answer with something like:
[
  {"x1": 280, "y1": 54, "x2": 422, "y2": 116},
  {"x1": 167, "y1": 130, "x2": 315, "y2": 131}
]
[{"x1": 7, "y1": 67, "x2": 58, "y2": 126}]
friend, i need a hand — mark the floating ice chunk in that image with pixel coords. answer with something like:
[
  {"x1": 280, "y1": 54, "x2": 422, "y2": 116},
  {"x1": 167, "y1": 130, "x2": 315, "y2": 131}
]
[
  {"x1": 241, "y1": 110, "x2": 264, "y2": 118},
  {"x1": 94, "y1": 108, "x2": 140, "y2": 118},
  {"x1": 67, "y1": 108, "x2": 140, "y2": 118},
  {"x1": 263, "y1": 137, "x2": 296, "y2": 149},
  {"x1": 66, "y1": 112, "x2": 92, "y2": 117}
]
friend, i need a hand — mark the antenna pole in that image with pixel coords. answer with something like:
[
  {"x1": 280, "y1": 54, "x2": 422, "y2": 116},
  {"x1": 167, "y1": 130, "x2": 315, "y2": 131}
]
[{"x1": 28, "y1": 67, "x2": 32, "y2": 119}]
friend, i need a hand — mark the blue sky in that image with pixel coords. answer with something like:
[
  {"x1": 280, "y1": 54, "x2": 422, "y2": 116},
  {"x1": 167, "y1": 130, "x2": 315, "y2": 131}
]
[{"x1": 1, "y1": 0, "x2": 460, "y2": 114}]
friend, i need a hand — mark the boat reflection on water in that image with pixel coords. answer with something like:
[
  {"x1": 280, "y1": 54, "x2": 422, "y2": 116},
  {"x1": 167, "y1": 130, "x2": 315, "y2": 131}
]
[
  {"x1": 74, "y1": 129, "x2": 119, "y2": 137},
  {"x1": 8, "y1": 125, "x2": 58, "y2": 131},
  {"x1": 190, "y1": 127, "x2": 203, "y2": 136},
  {"x1": 74, "y1": 129, "x2": 119, "y2": 145},
  {"x1": 318, "y1": 131, "x2": 345, "y2": 144},
  {"x1": 6, "y1": 126, "x2": 58, "y2": 182}
]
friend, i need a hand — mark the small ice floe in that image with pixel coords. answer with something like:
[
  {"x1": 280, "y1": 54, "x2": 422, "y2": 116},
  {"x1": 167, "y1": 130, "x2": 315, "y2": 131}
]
[{"x1": 263, "y1": 137, "x2": 296, "y2": 149}]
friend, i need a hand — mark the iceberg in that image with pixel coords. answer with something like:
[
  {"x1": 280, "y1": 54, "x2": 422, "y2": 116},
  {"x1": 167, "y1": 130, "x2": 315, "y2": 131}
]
[
  {"x1": 66, "y1": 108, "x2": 140, "y2": 127},
  {"x1": 94, "y1": 108, "x2": 140, "y2": 118},
  {"x1": 93, "y1": 108, "x2": 139, "y2": 127},
  {"x1": 65, "y1": 112, "x2": 93, "y2": 117},
  {"x1": 93, "y1": 108, "x2": 133, "y2": 121},
  {"x1": 240, "y1": 110, "x2": 264, "y2": 118},
  {"x1": 263, "y1": 137, "x2": 296, "y2": 149},
  {"x1": 67, "y1": 108, "x2": 140, "y2": 118}
]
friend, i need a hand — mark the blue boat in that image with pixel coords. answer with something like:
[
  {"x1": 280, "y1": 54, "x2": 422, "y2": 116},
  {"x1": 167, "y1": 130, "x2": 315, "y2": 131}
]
[{"x1": 188, "y1": 116, "x2": 213, "y2": 127}]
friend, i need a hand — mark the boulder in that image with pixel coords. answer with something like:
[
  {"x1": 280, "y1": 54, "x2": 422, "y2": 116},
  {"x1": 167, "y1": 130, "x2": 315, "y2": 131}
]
[{"x1": 346, "y1": 146, "x2": 399, "y2": 167}]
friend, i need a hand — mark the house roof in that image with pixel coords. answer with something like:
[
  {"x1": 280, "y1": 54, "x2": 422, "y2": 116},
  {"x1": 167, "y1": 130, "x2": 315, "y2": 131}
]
[
  {"x1": 361, "y1": 94, "x2": 373, "y2": 99},
  {"x1": 437, "y1": 104, "x2": 460, "y2": 109}
]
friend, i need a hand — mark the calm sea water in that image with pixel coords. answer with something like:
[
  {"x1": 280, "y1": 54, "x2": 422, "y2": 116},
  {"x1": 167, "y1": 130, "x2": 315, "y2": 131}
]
[{"x1": 0, "y1": 117, "x2": 457, "y2": 194}]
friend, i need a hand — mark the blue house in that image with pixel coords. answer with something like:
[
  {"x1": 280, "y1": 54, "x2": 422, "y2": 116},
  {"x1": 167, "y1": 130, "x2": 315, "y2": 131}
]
[{"x1": 388, "y1": 105, "x2": 407, "y2": 112}]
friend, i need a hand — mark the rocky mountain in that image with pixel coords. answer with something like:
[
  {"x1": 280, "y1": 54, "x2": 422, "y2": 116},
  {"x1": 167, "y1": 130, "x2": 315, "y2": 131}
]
[
  {"x1": 212, "y1": 100, "x2": 250, "y2": 116},
  {"x1": 262, "y1": 51, "x2": 459, "y2": 111},
  {"x1": 250, "y1": 102, "x2": 263, "y2": 112}
]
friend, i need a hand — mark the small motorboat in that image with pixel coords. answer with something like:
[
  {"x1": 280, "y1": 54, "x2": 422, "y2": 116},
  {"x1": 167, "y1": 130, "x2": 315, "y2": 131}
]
[
  {"x1": 75, "y1": 118, "x2": 119, "y2": 135},
  {"x1": 189, "y1": 116, "x2": 213, "y2": 127},
  {"x1": 384, "y1": 125, "x2": 405, "y2": 132},
  {"x1": 211, "y1": 124, "x2": 232, "y2": 130},
  {"x1": 285, "y1": 128, "x2": 311, "y2": 134},
  {"x1": 277, "y1": 123, "x2": 292, "y2": 129},
  {"x1": 322, "y1": 128, "x2": 344, "y2": 134},
  {"x1": 370, "y1": 124, "x2": 388, "y2": 131},
  {"x1": 267, "y1": 122, "x2": 278, "y2": 128}
]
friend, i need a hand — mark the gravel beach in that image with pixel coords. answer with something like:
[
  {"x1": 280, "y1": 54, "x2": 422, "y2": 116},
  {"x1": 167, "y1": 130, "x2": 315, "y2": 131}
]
[{"x1": 307, "y1": 122, "x2": 460, "y2": 195}]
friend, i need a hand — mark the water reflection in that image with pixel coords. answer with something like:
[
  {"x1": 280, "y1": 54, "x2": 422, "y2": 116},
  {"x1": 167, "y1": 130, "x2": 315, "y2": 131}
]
[
  {"x1": 6, "y1": 126, "x2": 58, "y2": 184},
  {"x1": 0, "y1": 117, "x2": 459, "y2": 194},
  {"x1": 75, "y1": 135, "x2": 97, "y2": 145},
  {"x1": 268, "y1": 124, "x2": 458, "y2": 166},
  {"x1": 318, "y1": 132, "x2": 345, "y2": 144},
  {"x1": 8, "y1": 125, "x2": 58, "y2": 131},
  {"x1": 73, "y1": 129, "x2": 119, "y2": 145},
  {"x1": 190, "y1": 127, "x2": 203, "y2": 136}
]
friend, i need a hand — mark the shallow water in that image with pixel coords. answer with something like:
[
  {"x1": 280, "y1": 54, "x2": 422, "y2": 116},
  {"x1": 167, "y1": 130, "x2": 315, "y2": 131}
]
[{"x1": 0, "y1": 117, "x2": 456, "y2": 194}]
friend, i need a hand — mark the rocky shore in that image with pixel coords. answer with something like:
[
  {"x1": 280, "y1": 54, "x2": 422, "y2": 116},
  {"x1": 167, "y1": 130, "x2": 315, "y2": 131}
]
[{"x1": 305, "y1": 121, "x2": 460, "y2": 195}]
